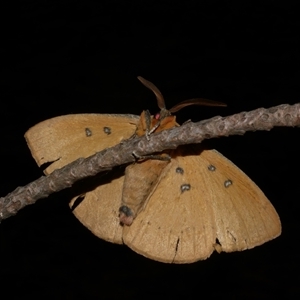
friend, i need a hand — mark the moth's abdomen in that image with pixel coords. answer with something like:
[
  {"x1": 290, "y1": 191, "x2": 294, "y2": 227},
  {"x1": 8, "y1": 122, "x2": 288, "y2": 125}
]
[{"x1": 120, "y1": 158, "x2": 169, "y2": 225}]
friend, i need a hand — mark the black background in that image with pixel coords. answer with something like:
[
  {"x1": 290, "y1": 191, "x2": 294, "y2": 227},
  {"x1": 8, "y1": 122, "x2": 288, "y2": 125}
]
[{"x1": 1, "y1": 1, "x2": 299, "y2": 298}]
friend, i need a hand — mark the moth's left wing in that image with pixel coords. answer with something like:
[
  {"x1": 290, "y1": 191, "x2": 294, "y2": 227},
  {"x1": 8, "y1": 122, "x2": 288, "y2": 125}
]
[{"x1": 25, "y1": 113, "x2": 139, "y2": 174}]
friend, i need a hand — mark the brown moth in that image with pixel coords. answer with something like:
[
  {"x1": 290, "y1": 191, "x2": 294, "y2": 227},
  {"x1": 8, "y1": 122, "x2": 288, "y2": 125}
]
[
  {"x1": 25, "y1": 77, "x2": 281, "y2": 263},
  {"x1": 119, "y1": 76, "x2": 226, "y2": 226}
]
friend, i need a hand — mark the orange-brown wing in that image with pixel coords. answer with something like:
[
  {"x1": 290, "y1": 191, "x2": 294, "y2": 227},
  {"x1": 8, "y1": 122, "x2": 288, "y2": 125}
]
[
  {"x1": 25, "y1": 113, "x2": 139, "y2": 244},
  {"x1": 69, "y1": 168, "x2": 126, "y2": 244},
  {"x1": 123, "y1": 146, "x2": 281, "y2": 263},
  {"x1": 25, "y1": 113, "x2": 139, "y2": 174},
  {"x1": 200, "y1": 149, "x2": 281, "y2": 252}
]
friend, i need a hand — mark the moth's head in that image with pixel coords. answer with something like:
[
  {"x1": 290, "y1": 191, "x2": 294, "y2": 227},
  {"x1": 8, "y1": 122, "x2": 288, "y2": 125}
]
[{"x1": 137, "y1": 76, "x2": 226, "y2": 136}]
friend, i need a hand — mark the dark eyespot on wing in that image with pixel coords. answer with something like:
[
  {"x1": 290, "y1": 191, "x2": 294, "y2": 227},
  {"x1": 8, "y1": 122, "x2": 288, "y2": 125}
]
[
  {"x1": 180, "y1": 184, "x2": 191, "y2": 193},
  {"x1": 103, "y1": 126, "x2": 112, "y2": 135},
  {"x1": 85, "y1": 128, "x2": 92, "y2": 137},
  {"x1": 208, "y1": 164, "x2": 216, "y2": 171},
  {"x1": 224, "y1": 179, "x2": 232, "y2": 188},
  {"x1": 176, "y1": 167, "x2": 184, "y2": 174}
]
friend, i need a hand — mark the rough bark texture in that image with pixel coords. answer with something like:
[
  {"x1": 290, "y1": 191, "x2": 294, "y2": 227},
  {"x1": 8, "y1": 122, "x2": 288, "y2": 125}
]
[{"x1": 0, "y1": 103, "x2": 299, "y2": 221}]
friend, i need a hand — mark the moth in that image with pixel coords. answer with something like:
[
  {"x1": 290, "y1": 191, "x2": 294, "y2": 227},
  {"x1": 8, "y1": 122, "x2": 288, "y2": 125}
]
[{"x1": 25, "y1": 77, "x2": 281, "y2": 263}]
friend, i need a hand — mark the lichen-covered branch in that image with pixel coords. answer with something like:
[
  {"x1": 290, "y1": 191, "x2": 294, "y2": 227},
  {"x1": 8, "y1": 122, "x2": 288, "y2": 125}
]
[{"x1": 0, "y1": 103, "x2": 299, "y2": 221}]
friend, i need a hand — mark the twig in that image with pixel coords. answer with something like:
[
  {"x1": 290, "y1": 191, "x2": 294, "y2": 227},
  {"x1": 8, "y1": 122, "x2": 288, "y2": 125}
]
[{"x1": 0, "y1": 103, "x2": 299, "y2": 222}]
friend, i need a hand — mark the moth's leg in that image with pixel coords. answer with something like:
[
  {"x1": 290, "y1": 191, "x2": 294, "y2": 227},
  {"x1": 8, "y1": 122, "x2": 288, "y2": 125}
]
[
  {"x1": 144, "y1": 110, "x2": 162, "y2": 140},
  {"x1": 127, "y1": 132, "x2": 137, "y2": 140},
  {"x1": 144, "y1": 110, "x2": 154, "y2": 140},
  {"x1": 132, "y1": 152, "x2": 171, "y2": 162},
  {"x1": 148, "y1": 119, "x2": 161, "y2": 136}
]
